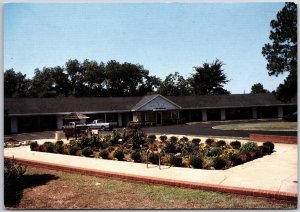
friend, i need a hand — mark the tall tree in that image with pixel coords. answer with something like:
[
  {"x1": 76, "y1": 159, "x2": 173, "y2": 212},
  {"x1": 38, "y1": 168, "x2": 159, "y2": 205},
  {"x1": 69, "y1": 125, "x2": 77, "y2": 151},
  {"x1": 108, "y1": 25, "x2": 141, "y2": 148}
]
[
  {"x1": 4, "y1": 69, "x2": 31, "y2": 97},
  {"x1": 190, "y1": 59, "x2": 230, "y2": 95},
  {"x1": 158, "y1": 72, "x2": 192, "y2": 96},
  {"x1": 262, "y1": 2, "x2": 297, "y2": 102},
  {"x1": 251, "y1": 83, "x2": 270, "y2": 94}
]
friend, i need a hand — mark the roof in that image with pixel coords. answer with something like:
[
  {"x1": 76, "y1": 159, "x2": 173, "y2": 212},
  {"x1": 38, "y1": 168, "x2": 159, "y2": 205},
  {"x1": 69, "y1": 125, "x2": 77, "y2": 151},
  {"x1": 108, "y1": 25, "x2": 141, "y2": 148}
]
[{"x1": 4, "y1": 94, "x2": 297, "y2": 116}]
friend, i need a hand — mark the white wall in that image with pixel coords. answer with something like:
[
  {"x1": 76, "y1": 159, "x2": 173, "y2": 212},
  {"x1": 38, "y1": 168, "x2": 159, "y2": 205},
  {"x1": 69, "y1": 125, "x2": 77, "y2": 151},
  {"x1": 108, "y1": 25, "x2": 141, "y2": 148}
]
[{"x1": 138, "y1": 96, "x2": 179, "y2": 111}]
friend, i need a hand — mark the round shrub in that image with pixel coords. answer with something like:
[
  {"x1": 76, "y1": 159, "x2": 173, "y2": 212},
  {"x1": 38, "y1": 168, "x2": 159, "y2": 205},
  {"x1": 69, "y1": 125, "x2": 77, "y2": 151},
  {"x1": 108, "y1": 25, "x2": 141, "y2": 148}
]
[
  {"x1": 163, "y1": 142, "x2": 176, "y2": 153},
  {"x1": 147, "y1": 134, "x2": 157, "y2": 140},
  {"x1": 192, "y1": 138, "x2": 201, "y2": 146},
  {"x1": 54, "y1": 144, "x2": 64, "y2": 154},
  {"x1": 213, "y1": 157, "x2": 227, "y2": 170},
  {"x1": 43, "y1": 142, "x2": 54, "y2": 153},
  {"x1": 230, "y1": 141, "x2": 241, "y2": 149},
  {"x1": 131, "y1": 151, "x2": 142, "y2": 162},
  {"x1": 258, "y1": 145, "x2": 269, "y2": 156},
  {"x1": 205, "y1": 138, "x2": 215, "y2": 146},
  {"x1": 56, "y1": 140, "x2": 64, "y2": 146},
  {"x1": 170, "y1": 155, "x2": 182, "y2": 167},
  {"x1": 170, "y1": 136, "x2": 178, "y2": 144},
  {"x1": 263, "y1": 142, "x2": 275, "y2": 154},
  {"x1": 69, "y1": 146, "x2": 79, "y2": 155},
  {"x1": 113, "y1": 149, "x2": 125, "y2": 161},
  {"x1": 216, "y1": 140, "x2": 226, "y2": 147},
  {"x1": 159, "y1": 135, "x2": 168, "y2": 141},
  {"x1": 189, "y1": 156, "x2": 204, "y2": 169},
  {"x1": 30, "y1": 141, "x2": 39, "y2": 151},
  {"x1": 239, "y1": 142, "x2": 258, "y2": 155},
  {"x1": 148, "y1": 152, "x2": 159, "y2": 165},
  {"x1": 107, "y1": 146, "x2": 115, "y2": 152},
  {"x1": 100, "y1": 149, "x2": 109, "y2": 159},
  {"x1": 82, "y1": 147, "x2": 93, "y2": 157},
  {"x1": 229, "y1": 153, "x2": 243, "y2": 166},
  {"x1": 180, "y1": 136, "x2": 189, "y2": 142},
  {"x1": 208, "y1": 147, "x2": 223, "y2": 157}
]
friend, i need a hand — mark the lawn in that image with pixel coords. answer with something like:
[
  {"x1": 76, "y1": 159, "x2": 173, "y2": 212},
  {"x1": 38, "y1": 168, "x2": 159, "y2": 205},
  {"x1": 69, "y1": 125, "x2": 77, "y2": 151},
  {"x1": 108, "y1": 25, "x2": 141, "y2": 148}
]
[
  {"x1": 213, "y1": 121, "x2": 297, "y2": 131},
  {"x1": 5, "y1": 166, "x2": 297, "y2": 209}
]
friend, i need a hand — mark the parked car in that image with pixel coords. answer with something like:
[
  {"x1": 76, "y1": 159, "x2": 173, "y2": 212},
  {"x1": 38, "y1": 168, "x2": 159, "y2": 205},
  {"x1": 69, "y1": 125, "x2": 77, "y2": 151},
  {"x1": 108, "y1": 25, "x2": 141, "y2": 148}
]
[
  {"x1": 62, "y1": 121, "x2": 88, "y2": 131},
  {"x1": 86, "y1": 119, "x2": 118, "y2": 131},
  {"x1": 283, "y1": 112, "x2": 297, "y2": 122}
]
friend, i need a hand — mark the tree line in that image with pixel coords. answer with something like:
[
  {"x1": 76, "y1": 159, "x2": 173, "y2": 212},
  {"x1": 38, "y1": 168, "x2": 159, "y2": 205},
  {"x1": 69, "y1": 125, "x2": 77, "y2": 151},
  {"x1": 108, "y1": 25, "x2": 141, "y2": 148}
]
[{"x1": 4, "y1": 59, "x2": 231, "y2": 98}]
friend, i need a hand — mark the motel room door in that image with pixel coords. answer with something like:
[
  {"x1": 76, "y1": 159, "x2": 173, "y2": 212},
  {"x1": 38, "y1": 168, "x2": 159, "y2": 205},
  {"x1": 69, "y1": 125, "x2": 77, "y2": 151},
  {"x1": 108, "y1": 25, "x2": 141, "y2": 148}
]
[{"x1": 156, "y1": 111, "x2": 162, "y2": 125}]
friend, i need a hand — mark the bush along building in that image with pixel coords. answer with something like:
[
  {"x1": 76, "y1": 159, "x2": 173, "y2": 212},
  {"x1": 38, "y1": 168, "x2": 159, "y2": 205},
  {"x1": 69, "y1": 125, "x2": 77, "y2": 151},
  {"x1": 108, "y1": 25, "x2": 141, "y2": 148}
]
[{"x1": 4, "y1": 93, "x2": 297, "y2": 134}]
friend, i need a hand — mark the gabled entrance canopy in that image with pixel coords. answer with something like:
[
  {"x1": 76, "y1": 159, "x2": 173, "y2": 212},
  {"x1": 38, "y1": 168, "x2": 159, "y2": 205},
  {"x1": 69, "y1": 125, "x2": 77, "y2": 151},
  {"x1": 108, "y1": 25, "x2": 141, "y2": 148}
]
[{"x1": 131, "y1": 94, "x2": 181, "y2": 111}]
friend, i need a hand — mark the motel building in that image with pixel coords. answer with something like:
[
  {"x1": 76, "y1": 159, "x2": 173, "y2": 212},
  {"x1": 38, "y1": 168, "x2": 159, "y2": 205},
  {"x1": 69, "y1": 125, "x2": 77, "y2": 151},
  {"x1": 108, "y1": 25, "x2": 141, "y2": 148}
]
[{"x1": 4, "y1": 93, "x2": 297, "y2": 134}]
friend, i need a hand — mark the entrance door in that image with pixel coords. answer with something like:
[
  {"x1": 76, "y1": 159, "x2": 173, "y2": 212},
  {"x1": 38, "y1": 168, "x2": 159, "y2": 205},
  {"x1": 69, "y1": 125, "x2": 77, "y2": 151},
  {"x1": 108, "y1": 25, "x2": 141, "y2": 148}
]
[{"x1": 156, "y1": 112, "x2": 162, "y2": 125}]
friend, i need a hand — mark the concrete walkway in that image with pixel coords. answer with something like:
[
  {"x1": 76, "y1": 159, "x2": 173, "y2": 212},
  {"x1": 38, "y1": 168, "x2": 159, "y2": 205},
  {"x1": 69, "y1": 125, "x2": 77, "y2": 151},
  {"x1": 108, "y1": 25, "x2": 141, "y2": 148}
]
[{"x1": 4, "y1": 137, "x2": 298, "y2": 201}]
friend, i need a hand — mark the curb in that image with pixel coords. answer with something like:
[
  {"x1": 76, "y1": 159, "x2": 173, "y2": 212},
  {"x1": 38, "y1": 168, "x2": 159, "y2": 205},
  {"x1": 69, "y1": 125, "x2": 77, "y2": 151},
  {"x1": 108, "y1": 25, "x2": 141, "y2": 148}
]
[{"x1": 5, "y1": 156, "x2": 297, "y2": 203}]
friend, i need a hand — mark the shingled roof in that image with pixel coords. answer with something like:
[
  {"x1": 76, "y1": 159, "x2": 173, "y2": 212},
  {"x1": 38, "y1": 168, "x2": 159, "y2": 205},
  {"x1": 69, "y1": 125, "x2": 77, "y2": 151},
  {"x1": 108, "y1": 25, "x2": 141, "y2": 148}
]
[{"x1": 4, "y1": 93, "x2": 296, "y2": 115}]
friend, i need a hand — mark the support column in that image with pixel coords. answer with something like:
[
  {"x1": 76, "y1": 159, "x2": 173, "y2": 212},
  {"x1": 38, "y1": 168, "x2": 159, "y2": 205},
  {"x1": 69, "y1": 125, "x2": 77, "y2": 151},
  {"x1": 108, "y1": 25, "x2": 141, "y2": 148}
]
[
  {"x1": 221, "y1": 109, "x2": 226, "y2": 121},
  {"x1": 277, "y1": 106, "x2": 283, "y2": 119},
  {"x1": 252, "y1": 107, "x2": 257, "y2": 119},
  {"x1": 104, "y1": 113, "x2": 107, "y2": 122},
  {"x1": 202, "y1": 109, "x2": 207, "y2": 121},
  {"x1": 56, "y1": 115, "x2": 63, "y2": 130},
  {"x1": 11, "y1": 117, "x2": 18, "y2": 133},
  {"x1": 118, "y1": 113, "x2": 122, "y2": 127}
]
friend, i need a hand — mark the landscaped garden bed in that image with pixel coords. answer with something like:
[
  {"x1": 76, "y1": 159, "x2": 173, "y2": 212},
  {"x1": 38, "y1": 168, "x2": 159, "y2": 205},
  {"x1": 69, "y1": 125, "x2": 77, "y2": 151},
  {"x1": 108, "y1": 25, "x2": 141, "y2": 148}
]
[{"x1": 29, "y1": 127, "x2": 275, "y2": 170}]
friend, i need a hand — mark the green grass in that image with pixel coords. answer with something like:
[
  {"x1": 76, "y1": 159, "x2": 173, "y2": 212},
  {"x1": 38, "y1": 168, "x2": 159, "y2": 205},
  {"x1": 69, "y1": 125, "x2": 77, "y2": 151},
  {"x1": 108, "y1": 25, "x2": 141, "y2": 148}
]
[
  {"x1": 213, "y1": 121, "x2": 297, "y2": 131},
  {"x1": 7, "y1": 166, "x2": 297, "y2": 209}
]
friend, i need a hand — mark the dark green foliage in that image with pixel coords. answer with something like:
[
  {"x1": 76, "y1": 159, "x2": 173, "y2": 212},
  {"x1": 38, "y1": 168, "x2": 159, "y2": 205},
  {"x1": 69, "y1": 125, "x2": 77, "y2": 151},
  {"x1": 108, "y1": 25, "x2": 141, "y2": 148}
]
[
  {"x1": 148, "y1": 134, "x2": 156, "y2": 140},
  {"x1": 113, "y1": 149, "x2": 125, "y2": 161},
  {"x1": 159, "y1": 135, "x2": 168, "y2": 141},
  {"x1": 69, "y1": 146, "x2": 79, "y2": 155},
  {"x1": 192, "y1": 138, "x2": 201, "y2": 145},
  {"x1": 102, "y1": 141, "x2": 113, "y2": 149},
  {"x1": 239, "y1": 142, "x2": 258, "y2": 155},
  {"x1": 82, "y1": 147, "x2": 93, "y2": 157},
  {"x1": 170, "y1": 155, "x2": 182, "y2": 167},
  {"x1": 170, "y1": 136, "x2": 178, "y2": 144},
  {"x1": 229, "y1": 153, "x2": 243, "y2": 166},
  {"x1": 56, "y1": 140, "x2": 64, "y2": 146},
  {"x1": 54, "y1": 144, "x2": 64, "y2": 154},
  {"x1": 205, "y1": 138, "x2": 215, "y2": 146},
  {"x1": 189, "y1": 156, "x2": 204, "y2": 169},
  {"x1": 230, "y1": 141, "x2": 241, "y2": 149},
  {"x1": 263, "y1": 142, "x2": 275, "y2": 154},
  {"x1": 100, "y1": 149, "x2": 109, "y2": 159},
  {"x1": 43, "y1": 142, "x2": 54, "y2": 153},
  {"x1": 258, "y1": 145, "x2": 269, "y2": 156},
  {"x1": 107, "y1": 146, "x2": 115, "y2": 152},
  {"x1": 131, "y1": 151, "x2": 142, "y2": 162},
  {"x1": 213, "y1": 157, "x2": 227, "y2": 170},
  {"x1": 30, "y1": 141, "x2": 39, "y2": 151},
  {"x1": 163, "y1": 142, "x2": 176, "y2": 153},
  {"x1": 148, "y1": 153, "x2": 159, "y2": 165},
  {"x1": 251, "y1": 83, "x2": 269, "y2": 94},
  {"x1": 216, "y1": 140, "x2": 226, "y2": 147},
  {"x1": 180, "y1": 136, "x2": 189, "y2": 142},
  {"x1": 208, "y1": 147, "x2": 223, "y2": 157}
]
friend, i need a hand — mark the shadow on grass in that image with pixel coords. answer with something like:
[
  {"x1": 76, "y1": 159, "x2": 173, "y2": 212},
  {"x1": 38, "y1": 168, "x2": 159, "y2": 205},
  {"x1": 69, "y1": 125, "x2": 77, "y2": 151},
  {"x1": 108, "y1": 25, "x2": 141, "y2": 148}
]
[{"x1": 4, "y1": 173, "x2": 59, "y2": 208}]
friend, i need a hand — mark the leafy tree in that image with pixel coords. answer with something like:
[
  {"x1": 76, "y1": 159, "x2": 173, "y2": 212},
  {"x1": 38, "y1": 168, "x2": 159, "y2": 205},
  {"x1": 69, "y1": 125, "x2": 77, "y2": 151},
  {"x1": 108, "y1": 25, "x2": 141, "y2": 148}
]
[
  {"x1": 250, "y1": 83, "x2": 270, "y2": 94},
  {"x1": 158, "y1": 72, "x2": 192, "y2": 96},
  {"x1": 4, "y1": 69, "x2": 31, "y2": 97},
  {"x1": 262, "y1": 3, "x2": 297, "y2": 102},
  {"x1": 190, "y1": 59, "x2": 230, "y2": 95},
  {"x1": 65, "y1": 59, "x2": 85, "y2": 96}
]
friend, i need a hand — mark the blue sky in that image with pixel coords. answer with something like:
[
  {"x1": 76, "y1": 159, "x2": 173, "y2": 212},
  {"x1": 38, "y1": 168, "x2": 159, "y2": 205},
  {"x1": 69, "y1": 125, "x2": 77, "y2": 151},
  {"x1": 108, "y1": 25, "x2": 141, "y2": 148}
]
[{"x1": 4, "y1": 3, "x2": 287, "y2": 94}]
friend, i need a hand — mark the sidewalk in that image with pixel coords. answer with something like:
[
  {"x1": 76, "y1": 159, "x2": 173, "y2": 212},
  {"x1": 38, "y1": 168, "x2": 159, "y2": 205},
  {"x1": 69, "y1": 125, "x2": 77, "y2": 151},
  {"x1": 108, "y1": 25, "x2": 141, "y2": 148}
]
[{"x1": 4, "y1": 140, "x2": 298, "y2": 201}]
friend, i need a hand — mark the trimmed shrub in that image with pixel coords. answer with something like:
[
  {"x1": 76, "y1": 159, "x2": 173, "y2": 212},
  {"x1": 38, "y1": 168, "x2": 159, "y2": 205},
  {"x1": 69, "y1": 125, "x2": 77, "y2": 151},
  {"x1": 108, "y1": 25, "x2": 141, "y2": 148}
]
[
  {"x1": 170, "y1": 136, "x2": 178, "y2": 144},
  {"x1": 170, "y1": 155, "x2": 183, "y2": 167},
  {"x1": 205, "y1": 138, "x2": 215, "y2": 146},
  {"x1": 192, "y1": 138, "x2": 201, "y2": 146},
  {"x1": 113, "y1": 149, "x2": 125, "y2": 161},
  {"x1": 159, "y1": 135, "x2": 168, "y2": 141},
  {"x1": 82, "y1": 147, "x2": 93, "y2": 157},
  {"x1": 263, "y1": 142, "x2": 275, "y2": 154},
  {"x1": 107, "y1": 146, "x2": 115, "y2": 152},
  {"x1": 258, "y1": 145, "x2": 269, "y2": 156},
  {"x1": 30, "y1": 141, "x2": 39, "y2": 151},
  {"x1": 239, "y1": 142, "x2": 258, "y2": 155},
  {"x1": 54, "y1": 144, "x2": 64, "y2": 154},
  {"x1": 100, "y1": 149, "x2": 109, "y2": 159},
  {"x1": 230, "y1": 141, "x2": 241, "y2": 149},
  {"x1": 216, "y1": 140, "x2": 226, "y2": 147},
  {"x1": 163, "y1": 142, "x2": 176, "y2": 153},
  {"x1": 213, "y1": 157, "x2": 227, "y2": 170},
  {"x1": 208, "y1": 147, "x2": 223, "y2": 157},
  {"x1": 56, "y1": 140, "x2": 64, "y2": 146},
  {"x1": 69, "y1": 146, "x2": 79, "y2": 155},
  {"x1": 102, "y1": 141, "x2": 113, "y2": 149},
  {"x1": 147, "y1": 134, "x2": 157, "y2": 141},
  {"x1": 43, "y1": 142, "x2": 54, "y2": 153},
  {"x1": 148, "y1": 152, "x2": 159, "y2": 165},
  {"x1": 180, "y1": 136, "x2": 189, "y2": 142},
  {"x1": 131, "y1": 151, "x2": 142, "y2": 162},
  {"x1": 229, "y1": 153, "x2": 243, "y2": 166},
  {"x1": 189, "y1": 156, "x2": 204, "y2": 169}
]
